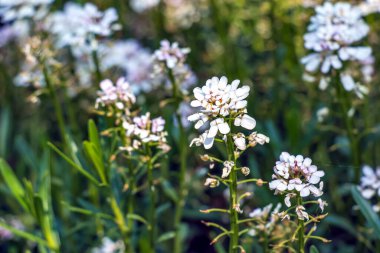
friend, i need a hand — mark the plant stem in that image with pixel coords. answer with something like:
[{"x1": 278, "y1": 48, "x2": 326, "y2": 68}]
[
  {"x1": 168, "y1": 68, "x2": 188, "y2": 253},
  {"x1": 91, "y1": 49, "x2": 102, "y2": 84},
  {"x1": 226, "y1": 122, "x2": 239, "y2": 253},
  {"x1": 332, "y1": 73, "x2": 360, "y2": 182},
  {"x1": 126, "y1": 159, "x2": 136, "y2": 253},
  {"x1": 147, "y1": 154, "x2": 156, "y2": 252},
  {"x1": 297, "y1": 195, "x2": 305, "y2": 253},
  {"x1": 42, "y1": 63, "x2": 67, "y2": 150}
]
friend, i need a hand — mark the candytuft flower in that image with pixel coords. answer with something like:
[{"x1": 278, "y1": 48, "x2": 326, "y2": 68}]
[
  {"x1": 188, "y1": 76, "x2": 259, "y2": 149},
  {"x1": 301, "y1": 2, "x2": 373, "y2": 98},
  {"x1": 269, "y1": 152, "x2": 325, "y2": 200},
  {"x1": 96, "y1": 78, "x2": 136, "y2": 110}
]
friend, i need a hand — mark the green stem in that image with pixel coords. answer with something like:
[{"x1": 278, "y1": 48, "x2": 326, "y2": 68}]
[
  {"x1": 333, "y1": 73, "x2": 360, "y2": 182},
  {"x1": 91, "y1": 49, "x2": 102, "y2": 84},
  {"x1": 42, "y1": 64, "x2": 67, "y2": 150},
  {"x1": 167, "y1": 67, "x2": 188, "y2": 253},
  {"x1": 226, "y1": 122, "x2": 239, "y2": 253},
  {"x1": 147, "y1": 155, "x2": 156, "y2": 252},
  {"x1": 297, "y1": 195, "x2": 305, "y2": 253},
  {"x1": 126, "y1": 160, "x2": 136, "y2": 253}
]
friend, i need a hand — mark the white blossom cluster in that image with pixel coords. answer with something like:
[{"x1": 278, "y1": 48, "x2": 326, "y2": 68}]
[
  {"x1": 188, "y1": 76, "x2": 267, "y2": 149},
  {"x1": 95, "y1": 78, "x2": 136, "y2": 110},
  {"x1": 122, "y1": 112, "x2": 169, "y2": 151},
  {"x1": 301, "y1": 2, "x2": 374, "y2": 98},
  {"x1": 153, "y1": 40, "x2": 190, "y2": 70},
  {"x1": 153, "y1": 39, "x2": 196, "y2": 92},
  {"x1": 91, "y1": 237, "x2": 125, "y2": 253},
  {"x1": 269, "y1": 152, "x2": 326, "y2": 220},
  {"x1": 46, "y1": 3, "x2": 120, "y2": 50},
  {"x1": 359, "y1": 165, "x2": 380, "y2": 212},
  {"x1": 0, "y1": 0, "x2": 53, "y2": 46}
]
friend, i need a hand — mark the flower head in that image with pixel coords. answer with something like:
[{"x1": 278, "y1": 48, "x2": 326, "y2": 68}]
[
  {"x1": 96, "y1": 78, "x2": 136, "y2": 110},
  {"x1": 301, "y1": 2, "x2": 373, "y2": 97},
  {"x1": 153, "y1": 39, "x2": 190, "y2": 69},
  {"x1": 269, "y1": 152, "x2": 325, "y2": 200},
  {"x1": 122, "y1": 112, "x2": 168, "y2": 151},
  {"x1": 188, "y1": 76, "x2": 258, "y2": 149}
]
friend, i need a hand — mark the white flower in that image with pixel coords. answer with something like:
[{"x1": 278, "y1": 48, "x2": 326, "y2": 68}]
[
  {"x1": 317, "y1": 198, "x2": 328, "y2": 212},
  {"x1": 153, "y1": 40, "x2": 190, "y2": 69},
  {"x1": 296, "y1": 205, "x2": 309, "y2": 220},
  {"x1": 188, "y1": 76, "x2": 257, "y2": 149},
  {"x1": 269, "y1": 152, "x2": 325, "y2": 205},
  {"x1": 359, "y1": 165, "x2": 380, "y2": 212},
  {"x1": 204, "y1": 178, "x2": 219, "y2": 188},
  {"x1": 96, "y1": 78, "x2": 136, "y2": 109},
  {"x1": 316, "y1": 107, "x2": 329, "y2": 122},
  {"x1": 123, "y1": 113, "x2": 168, "y2": 150},
  {"x1": 221, "y1": 161, "x2": 234, "y2": 178},
  {"x1": 46, "y1": 3, "x2": 119, "y2": 49},
  {"x1": 129, "y1": 0, "x2": 160, "y2": 13},
  {"x1": 302, "y1": 2, "x2": 373, "y2": 98},
  {"x1": 233, "y1": 133, "x2": 246, "y2": 150}
]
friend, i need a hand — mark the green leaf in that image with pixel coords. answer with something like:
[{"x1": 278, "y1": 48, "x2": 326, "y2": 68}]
[
  {"x1": 126, "y1": 214, "x2": 150, "y2": 228},
  {"x1": 161, "y1": 180, "x2": 178, "y2": 203},
  {"x1": 47, "y1": 142, "x2": 99, "y2": 185},
  {"x1": 34, "y1": 195, "x2": 59, "y2": 250},
  {"x1": 157, "y1": 231, "x2": 175, "y2": 243},
  {"x1": 0, "y1": 220, "x2": 50, "y2": 247},
  {"x1": 88, "y1": 120, "x2": 101, "y2": 154},
  {"x1": 351, "y1": 186, "x2": 380, "y2": 239},
  {"x1": 0, "y1": 159, "x2": 27, "y2": 210},
  {"x1": 310, "y1": 245, "x2": 320, "y2": 253},
  {"x1": 62, "y1": 202, "x2": 113, "y2": 220},
  {"x1": 83, "y1": 141, "x2": 108, "y2": 185},
  {"x1": 0, "y1": 108, "x2": 10, "y2": 157}
]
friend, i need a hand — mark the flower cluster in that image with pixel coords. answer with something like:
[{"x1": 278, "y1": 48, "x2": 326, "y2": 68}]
[
  {"x1": 46, "y1": 3, "x2": 120, "y2": 50},
  {"x1": 0, "y1": 0, "x2": 53, "y2": 47},
  {"x1": 122, "y1": 113, "x2": 169, "y2": 152},
  {"x1": 188, "y1": 76, "x2": 264, "y2": 149},
  {"x1": 153, "y1": 39, "x2": 196, "y2": 92},
  {"x1": 95, "y1": 78, "x2": 136, "y2": 111},
  {"x1": 269, "y1": 152, "x2": 326, "y2": 220},
  {"x1": 359, "y1": 165, "x2": 380, "y2": 212},
  {"x1": 301, "y1": 2, "x2": 373, "y2": 98},
  {"x1": 153, "y1": 39, "x2": 190, "y2": 70}
]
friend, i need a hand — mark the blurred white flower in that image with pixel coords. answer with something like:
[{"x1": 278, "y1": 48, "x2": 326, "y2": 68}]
[
  {"x1": 221, "y1": 161, "x2": 234, "y2": 178},
  {"x1": 204, "y1": 177, "x2": 219, "y2": 188},
  {"x1": 96, "y1": 78, "x2": 136, "y2": 110},
  {"x1": 130, "y1": 0, "x2": 160, "y2": 13},
  {"x1": 0, "y1": 217, "x2": 24, "y2": 241},
  {"x1": 301, "y1": 2, "x2": 373, "y2": 98},
  {"x1": 153, "y1": 40, "x2": 190, "y2": 69},
  {"x1": 92, "y1": 237, "x2": 124, "y2": 253},
  {"x1": 359, "y1": 165, "x2": 380, "y2": 212},
  {"x1": 316, "y1": 107, "x2": 329, "y2": 122},
  {"x1": 269, "y1": 152, "x2": 325, "y2": 205},
  {"x1": 359, "y1": 0, "x2": 380, "y2": 16},
  {"x1": 46, "y1": 3, "x2": 120, "y2": 50}
]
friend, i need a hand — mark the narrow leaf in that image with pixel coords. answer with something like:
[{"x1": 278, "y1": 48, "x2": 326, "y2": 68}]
[
  {"x1": 47, "y1": 142, "x2": 99, "y2": 185},
  {"x1": 351, "y1": 186, "x2": 380, "y2": 239},
  {"x1": 157, "y1": 231, "x2": 175, "y2": 243},
  {"x1": 83, "y1": 141, "x2": 107, "y2": 185},
  {"x1": 0, "y1": 159, "x2": 27, "y2": 210}
]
